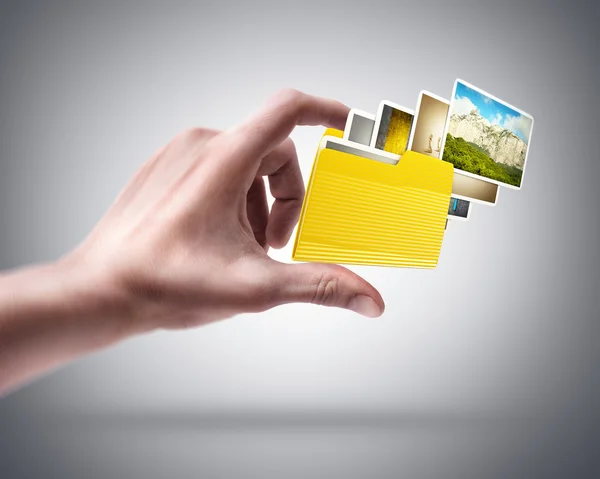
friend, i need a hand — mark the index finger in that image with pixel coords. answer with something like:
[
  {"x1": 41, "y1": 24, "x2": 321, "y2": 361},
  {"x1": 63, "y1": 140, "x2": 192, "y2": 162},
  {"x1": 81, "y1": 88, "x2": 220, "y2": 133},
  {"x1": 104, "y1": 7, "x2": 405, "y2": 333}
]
[{"x1": 218, "y1": 89, "x2": 350, "y2": 164}]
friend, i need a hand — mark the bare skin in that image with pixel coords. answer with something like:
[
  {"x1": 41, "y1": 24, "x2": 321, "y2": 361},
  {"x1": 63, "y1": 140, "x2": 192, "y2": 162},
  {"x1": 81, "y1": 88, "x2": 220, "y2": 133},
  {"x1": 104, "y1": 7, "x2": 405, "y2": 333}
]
[{"x1": 0, "y1": 89, "x2": 384, "y2": 396}]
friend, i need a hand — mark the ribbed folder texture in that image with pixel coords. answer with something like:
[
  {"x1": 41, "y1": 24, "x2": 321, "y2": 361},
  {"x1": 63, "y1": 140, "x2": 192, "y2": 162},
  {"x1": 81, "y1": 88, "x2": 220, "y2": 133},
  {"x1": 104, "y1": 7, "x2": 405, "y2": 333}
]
[{"x1": 293, "y1": 149, "x2": 453, "y2": 268}]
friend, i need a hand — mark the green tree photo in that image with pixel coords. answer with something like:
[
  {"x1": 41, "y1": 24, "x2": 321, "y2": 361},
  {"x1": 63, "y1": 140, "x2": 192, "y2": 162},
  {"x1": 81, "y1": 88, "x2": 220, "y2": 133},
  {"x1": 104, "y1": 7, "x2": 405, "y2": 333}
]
[{"x1": 442, "y1": 135, "x2": 523, "y2": 187}]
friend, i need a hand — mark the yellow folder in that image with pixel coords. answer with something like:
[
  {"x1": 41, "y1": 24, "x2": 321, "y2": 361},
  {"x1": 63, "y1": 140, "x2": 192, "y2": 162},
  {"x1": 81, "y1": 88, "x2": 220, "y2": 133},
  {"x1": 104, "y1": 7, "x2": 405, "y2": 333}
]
[{"x1": 292, "y1": 130, "x2": 454, "y2": 268}]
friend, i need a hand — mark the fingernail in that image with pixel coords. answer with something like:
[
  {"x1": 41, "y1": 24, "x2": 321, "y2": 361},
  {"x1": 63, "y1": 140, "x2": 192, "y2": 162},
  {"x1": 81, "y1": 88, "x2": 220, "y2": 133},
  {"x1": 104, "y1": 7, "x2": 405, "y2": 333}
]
[{"x1": 348, "y1": 295, "x2": 382, "y2": 318}]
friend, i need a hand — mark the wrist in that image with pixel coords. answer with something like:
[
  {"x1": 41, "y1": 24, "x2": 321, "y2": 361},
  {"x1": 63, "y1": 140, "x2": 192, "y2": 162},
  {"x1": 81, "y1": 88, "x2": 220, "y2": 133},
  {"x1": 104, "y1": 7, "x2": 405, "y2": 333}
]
[
  {"x1": 55, "y1": 252, "x2": 147, "y2": 342},
  {"x1": 0, "y1": 256, "x2": 142, "y2": 394}
]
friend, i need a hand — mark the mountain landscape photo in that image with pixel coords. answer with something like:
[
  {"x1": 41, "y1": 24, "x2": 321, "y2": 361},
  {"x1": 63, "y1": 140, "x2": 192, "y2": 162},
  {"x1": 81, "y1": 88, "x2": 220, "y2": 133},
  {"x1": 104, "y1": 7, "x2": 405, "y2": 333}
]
[{"x1": 442, "y1": 82, "x2": 533, "y2": 188}]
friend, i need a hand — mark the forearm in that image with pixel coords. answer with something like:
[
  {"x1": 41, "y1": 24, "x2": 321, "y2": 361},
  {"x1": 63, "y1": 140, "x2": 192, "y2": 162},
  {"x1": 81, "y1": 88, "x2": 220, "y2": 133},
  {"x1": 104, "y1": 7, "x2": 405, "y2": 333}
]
[{"x1": 0, "y1": 258, "x2": 136, "y2": 395}]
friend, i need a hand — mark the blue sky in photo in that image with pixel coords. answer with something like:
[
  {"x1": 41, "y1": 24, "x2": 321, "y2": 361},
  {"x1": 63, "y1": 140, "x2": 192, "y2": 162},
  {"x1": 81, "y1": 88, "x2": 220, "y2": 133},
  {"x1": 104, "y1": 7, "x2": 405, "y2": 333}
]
[{"x1": 453, "y1": 81, "x2": 532, "y2": 144}]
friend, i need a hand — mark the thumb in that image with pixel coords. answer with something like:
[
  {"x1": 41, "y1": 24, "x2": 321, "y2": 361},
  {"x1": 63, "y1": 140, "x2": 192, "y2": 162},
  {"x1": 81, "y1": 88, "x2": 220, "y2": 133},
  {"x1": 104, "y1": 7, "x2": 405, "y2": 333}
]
[{"x1": 270, "y1": 262, "x2": 384, "y2": 317}]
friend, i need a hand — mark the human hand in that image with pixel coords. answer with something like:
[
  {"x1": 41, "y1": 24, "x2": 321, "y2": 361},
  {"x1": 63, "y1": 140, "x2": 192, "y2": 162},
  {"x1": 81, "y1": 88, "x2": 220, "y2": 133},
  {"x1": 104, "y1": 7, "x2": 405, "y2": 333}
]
[{"x1": 69, "y1": 89, "x2": 384, "y2": 332}]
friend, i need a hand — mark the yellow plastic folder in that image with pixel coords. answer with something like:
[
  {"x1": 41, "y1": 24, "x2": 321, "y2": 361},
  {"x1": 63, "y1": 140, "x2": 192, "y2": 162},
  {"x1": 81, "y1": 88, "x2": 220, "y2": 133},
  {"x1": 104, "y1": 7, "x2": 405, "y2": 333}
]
[{"x1": 292, "y1": 130, "x2": 454, "y2": 268}]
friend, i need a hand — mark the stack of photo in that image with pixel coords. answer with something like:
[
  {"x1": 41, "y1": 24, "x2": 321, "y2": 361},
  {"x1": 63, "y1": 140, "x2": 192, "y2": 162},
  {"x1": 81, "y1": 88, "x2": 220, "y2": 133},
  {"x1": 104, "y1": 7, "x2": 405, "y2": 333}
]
[{"x1": 293, "y1": 80, "x2": 534, "y2": 268}]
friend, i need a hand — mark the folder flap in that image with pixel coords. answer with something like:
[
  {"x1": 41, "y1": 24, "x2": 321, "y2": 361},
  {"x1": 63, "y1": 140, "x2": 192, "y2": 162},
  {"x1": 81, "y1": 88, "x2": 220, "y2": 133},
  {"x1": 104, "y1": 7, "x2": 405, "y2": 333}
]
[
  {"x1": 394, "y1": 150, "x2": 454, "y2": 193},
  {"x1": 315, "y1": 148, "x2": 453, "y2": 193}
]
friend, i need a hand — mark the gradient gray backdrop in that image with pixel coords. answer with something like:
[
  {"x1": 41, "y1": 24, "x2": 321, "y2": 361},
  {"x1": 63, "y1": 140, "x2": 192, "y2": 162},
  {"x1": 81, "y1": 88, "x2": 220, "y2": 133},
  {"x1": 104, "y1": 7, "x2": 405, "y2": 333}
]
[{"x1": 0, "y1": 0, "x2": 598, "y2": 477}]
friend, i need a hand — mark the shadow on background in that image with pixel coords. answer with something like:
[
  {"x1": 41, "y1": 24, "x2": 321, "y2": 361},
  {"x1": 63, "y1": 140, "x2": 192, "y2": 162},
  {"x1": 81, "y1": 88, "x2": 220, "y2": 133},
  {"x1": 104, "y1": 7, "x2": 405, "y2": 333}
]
[{"x1": 33, "y1": 408, "x2": 510, "y2": 432}]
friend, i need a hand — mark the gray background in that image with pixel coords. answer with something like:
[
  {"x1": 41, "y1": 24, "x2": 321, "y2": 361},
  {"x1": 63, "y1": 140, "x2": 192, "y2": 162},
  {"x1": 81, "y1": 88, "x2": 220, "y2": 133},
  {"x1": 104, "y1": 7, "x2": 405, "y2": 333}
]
[{"x1": 0, "y1": 0, "x2": 598, "y2": 477}]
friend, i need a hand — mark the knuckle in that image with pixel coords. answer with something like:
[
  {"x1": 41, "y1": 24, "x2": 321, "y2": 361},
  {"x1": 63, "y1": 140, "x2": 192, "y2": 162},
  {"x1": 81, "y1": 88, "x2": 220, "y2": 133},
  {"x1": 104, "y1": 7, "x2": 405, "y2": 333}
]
[
  {"x1": 281, "y1": 137, "x2": 298, "y2": 158},
  {"x1": 178, "y1": 127, "x2": 203, "y2": 140},
  {"x1": 272, "y1": 88, "x2": 304, "y2": 110},
  {"x1": 275, "y1": 140, "x2": 304, "y2": 197},
  {"x1": 311, "y1": 273, "x2": 340, "y2": 306},
  {"x1": 177, "y1": 127, "x2": 217, "y2": 144},
  {"x1": 288, "y1": 164, "x2": 305, "y2": 197}
]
